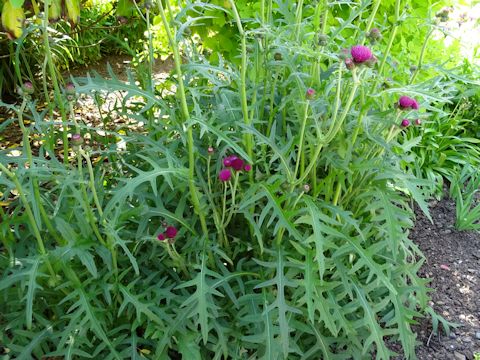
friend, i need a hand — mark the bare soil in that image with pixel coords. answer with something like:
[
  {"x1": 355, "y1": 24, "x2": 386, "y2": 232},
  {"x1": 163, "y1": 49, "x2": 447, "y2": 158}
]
[{"x1": 413, "y1": 198, "x2": 480, "y2": 360}]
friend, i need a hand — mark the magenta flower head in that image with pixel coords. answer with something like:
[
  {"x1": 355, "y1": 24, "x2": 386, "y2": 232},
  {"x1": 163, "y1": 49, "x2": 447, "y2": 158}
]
[
  {"x1": 351, "y1": 45, "x2": 373, "y2": 63},
  {"x1": 411, "y1": 99, "x2": 419, "y2": 110},
  {"x1": 165, "y1": 226, "x2": 178, "y2": 239},
  {"x1": 223, "y1": 155, "x2": 237, "y2": 167},
  {"x1": 306, "y1": 88, "x2": 315, "y2": 100},
  {"x1": 231, "y1": 157, "x2": 244, "y2": 171},
  {"x1": 219, "y1": 169, "x2": 232, "y2": 182},
  {"x1": 244, "y1": 164, "x2": 252, "y2": 172},
  {"x1": 398, "y1": 96, "x2": 419, "y2": 110},
  {"x1": 401, "y1": 119, "x2": 410, "y2": 127},
  {"x1": 157, "y1": 233, "x2": 166, "y2": 241}
]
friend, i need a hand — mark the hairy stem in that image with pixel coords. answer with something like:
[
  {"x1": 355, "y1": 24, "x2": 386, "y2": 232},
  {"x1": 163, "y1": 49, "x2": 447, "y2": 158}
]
[
  {"x1": 42, "y1": 0, "x2": 69, "y2": 164},
  {"x1": 409, "y1": 28, "x2": 433, "y2": 84},
  {"x1": 228, "y1": 0, "x2": 253, "y2": 183},
  {"x1": 156, "y1": 0, "x2": 208, "y2": 236}
]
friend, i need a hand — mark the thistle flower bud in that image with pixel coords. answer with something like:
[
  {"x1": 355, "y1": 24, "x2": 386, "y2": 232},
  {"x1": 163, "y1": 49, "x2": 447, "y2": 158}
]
[
  {"x1": 414, "y1": 118, "x2": 422, "y2": 126},
  {"x1": 71, "y1": 133, "x2": 83, "y2": 146},
  {"x1": 306, "y1": 88, "x2": 315, "y2": 100},
  {"x1": 317, "y1": 34, "x2": 328, "y2": 46},
  {"x1": 207, "y1": 146, "x2": 214, "y2": 155},
  {"x1": 65, "y1": 82, "x2": 75, "y2": 95},
  {"x1": 274, "y1": 52, "x2": 283, "y2": 61},
  {"x1": 367, "y1": 28, "x2": 382, "y2": 44},
  {"x1": 22, "y1": 81, "x2": 34, "y2": 95},
  {"x1": 303, "y1": 184, "x2": 311, "y2": 193},
  {"x1": 401, "y1": 119, "x2": 410, "y2": 127},
  {"x1": 344, "y1": 58, "x2": 355, "y2": 70}
]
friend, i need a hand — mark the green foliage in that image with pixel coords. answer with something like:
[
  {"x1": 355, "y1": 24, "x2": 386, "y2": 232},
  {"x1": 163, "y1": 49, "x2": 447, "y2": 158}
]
[
  {"x1": 1, "y1": 0, "x2": 478, "y2": 359},
  {"x1": 450, "y1": 165, "x2": 480, "y2": 231}
]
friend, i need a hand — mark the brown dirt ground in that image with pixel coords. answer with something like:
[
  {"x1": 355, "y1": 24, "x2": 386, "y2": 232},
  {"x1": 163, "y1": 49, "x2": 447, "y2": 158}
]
[{"x1": 412, "y1": 198, "x2": 480, "y2": 360}]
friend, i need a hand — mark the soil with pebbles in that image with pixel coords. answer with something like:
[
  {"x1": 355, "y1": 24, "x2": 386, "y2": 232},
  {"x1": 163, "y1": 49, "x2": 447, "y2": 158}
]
[{"x1": 412, "y1": 197, "x2": 480, "y2": 360}]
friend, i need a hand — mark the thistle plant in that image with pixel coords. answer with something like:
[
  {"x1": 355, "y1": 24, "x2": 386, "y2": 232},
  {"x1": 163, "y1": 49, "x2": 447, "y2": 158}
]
[{"x1": 0, "y1": 1, "x2": 475, "y2": 359}]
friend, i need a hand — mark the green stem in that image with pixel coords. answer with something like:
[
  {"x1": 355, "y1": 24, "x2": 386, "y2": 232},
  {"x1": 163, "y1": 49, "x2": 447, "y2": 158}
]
[
  {"x1": 360, "y1": 0, "x2": 381, "y2": 45},
  {"x1": 293, "y1": 101, "x2": 310, "y2": 181},
  {"x1": 332, "y1": 178, "x2": 342, "y2": 206},
  {"x1": 371, "y1": 0, "x2": 401, "y2": 93},
  {"x1": 228, "y1": 0, "x2": 253, "y2": 183},
  {"x1": 409, "y1": 28, "x2": 433, "y2": 84},
  {"x1": 42, "y1": 0, "x2": 69, "y2": 164},
  {"x1": 69, "y1": 102, "x2": 79, "y2": 132},
  {"x1": 294, "y1": 0, "x2": 305, "y2": 41},
  {"x1": 156, "y1": 0, "x2": 208, "y2": 236},
  {"x1": 146, "y1": 8, "x2": 154, "y2": 93},
  {"x1": 324, "y1": 68, "x2": 361, "y2": 144},
  {"x1": 224, "y1": 172, "x2": 240, "y2": 227},
  {"x1": 76, "y1": 151, "x2": 106, "y2": 247},
  {"x1": 81, "y1": 150, "x2": 104, "y2": 219},
  {"x1": 320, "y1": 0, "x2": 328, "y2": 34}
]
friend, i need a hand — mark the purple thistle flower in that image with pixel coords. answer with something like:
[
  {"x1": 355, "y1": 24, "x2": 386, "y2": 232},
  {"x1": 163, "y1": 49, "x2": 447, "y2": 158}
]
[
  {"x1": 219, "y1": 169, "x2": 232, "y2": 182},
  {"x1": 398, "y1": 96, "x2": 420, "y2": 110},
  {"x1": 231, "y1": 157, "x2": 244, "y2": 171},
  {"x1": 306, "y1": 88, "x2": 315, "y2": 100},
  {"x1": 411, "y1": 99, "x2": 419, "y2": 110},
  {"x1": 401, "y1": 119, "x2": 410, "y2": 127},
  {"x1": 350, "y1": 45, "x2": 373, "y2": 63},
  {"x1": 244, "y1": 164, "x2": 252, "y2": 172},
  {"x1": 223, "y1": 155, "x2": 237, "y2": 167},
  {"x1": 165, "y1": 226, "x2": 178, "y2": 239},
  {"x1": 157, "y1": 233, "x2": 166, "y2": 241},
  {"x1": 398, "y1": 96, "x2": 414, "y2": 109}
]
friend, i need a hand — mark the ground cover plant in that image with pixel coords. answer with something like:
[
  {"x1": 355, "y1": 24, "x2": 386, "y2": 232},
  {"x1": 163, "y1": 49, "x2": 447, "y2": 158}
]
[{"x1": 0, "y1": 0, "x2": 479, "y2": 359}]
